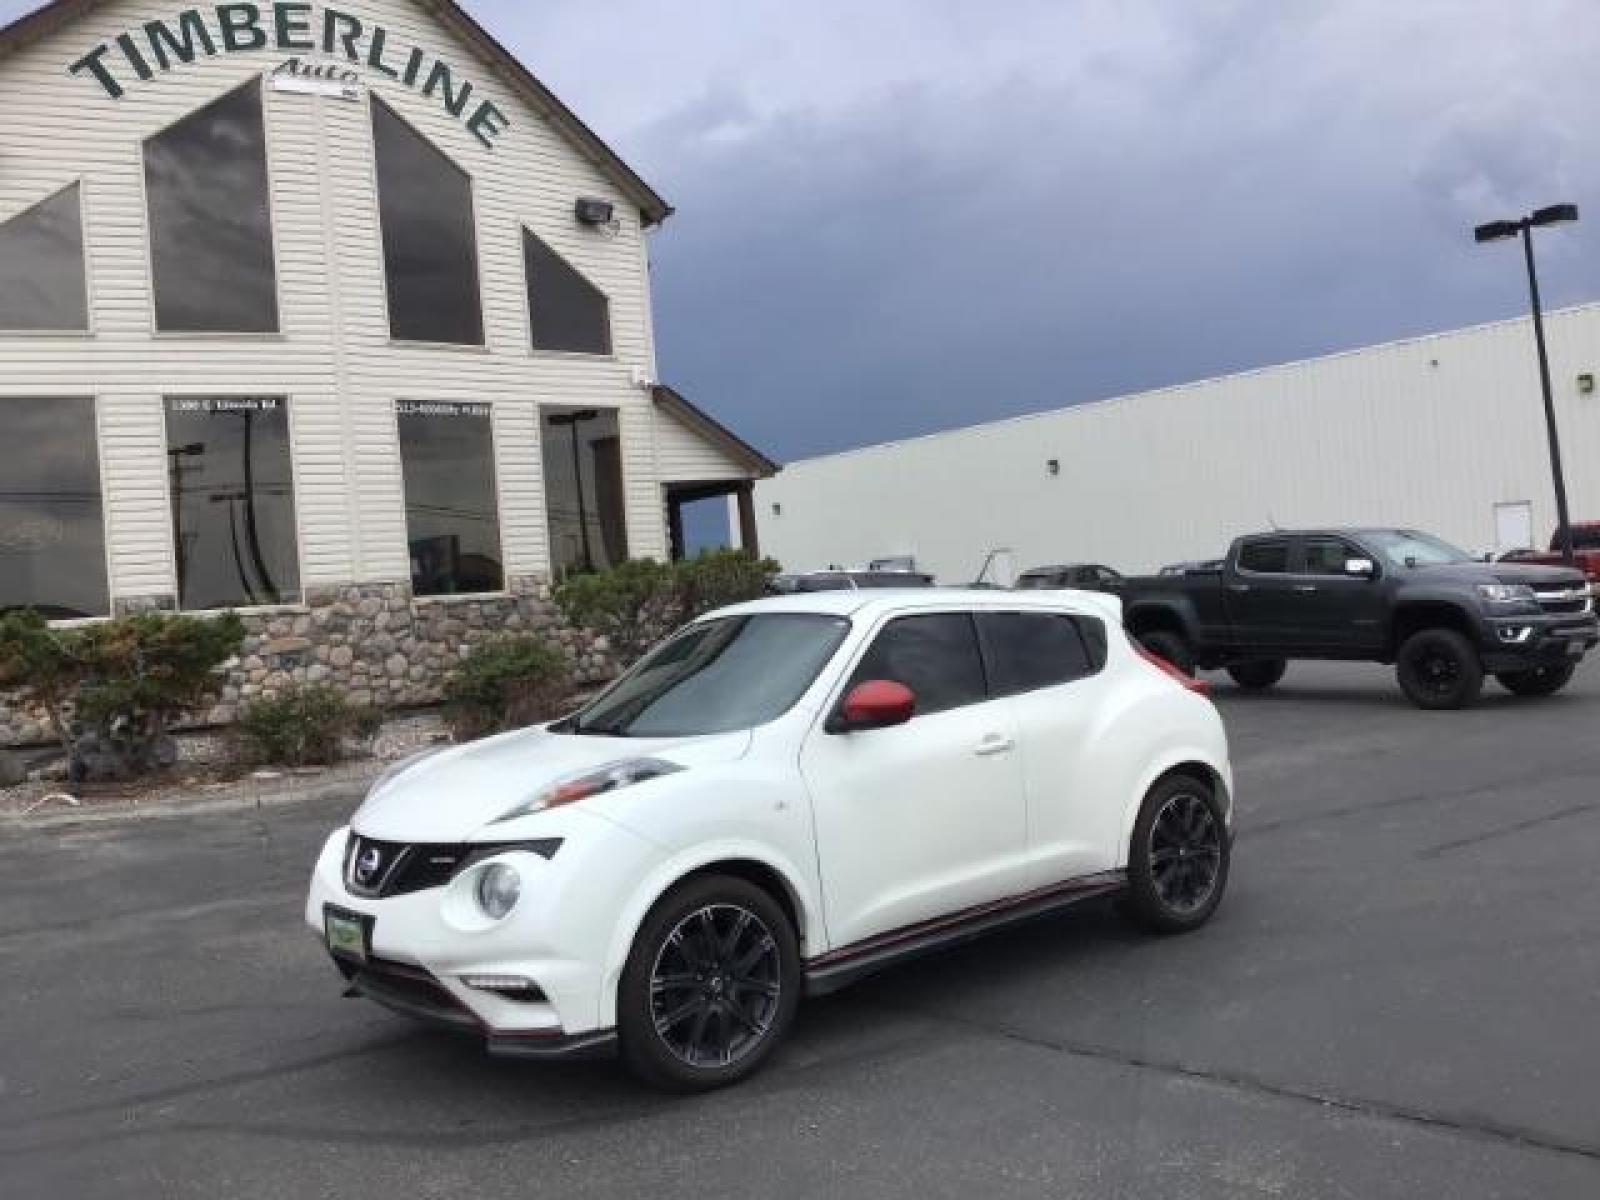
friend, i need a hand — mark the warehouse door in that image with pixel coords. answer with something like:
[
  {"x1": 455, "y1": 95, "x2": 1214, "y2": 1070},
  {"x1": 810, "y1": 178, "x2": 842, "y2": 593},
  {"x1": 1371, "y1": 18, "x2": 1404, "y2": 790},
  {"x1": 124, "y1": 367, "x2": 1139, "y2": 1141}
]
[{"x1": 1494, "y1": 502, "x2": 1533, "y2": 557}]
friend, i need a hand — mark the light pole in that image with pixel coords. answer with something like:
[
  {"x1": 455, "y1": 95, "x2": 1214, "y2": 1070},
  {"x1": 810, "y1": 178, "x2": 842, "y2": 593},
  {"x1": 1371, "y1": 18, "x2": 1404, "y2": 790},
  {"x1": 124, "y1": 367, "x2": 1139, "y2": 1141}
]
[
  {"x1": 1474, "y1": 202, "x2": 1580, "y2": 565},
  {"x1": 546, "y1": 408, "x2": 600, "y2": 573}
]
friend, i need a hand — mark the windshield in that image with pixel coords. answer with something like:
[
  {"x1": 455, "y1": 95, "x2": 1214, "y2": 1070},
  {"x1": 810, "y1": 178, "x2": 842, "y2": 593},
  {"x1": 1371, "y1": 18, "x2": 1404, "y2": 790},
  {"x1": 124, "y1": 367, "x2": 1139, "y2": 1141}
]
[
  {"x1": 1364, "y1": 529, "x2": 1472, "y2": 568},
  {"x1": 563, "y1": 613, "x2": 850, "y2": 737}
]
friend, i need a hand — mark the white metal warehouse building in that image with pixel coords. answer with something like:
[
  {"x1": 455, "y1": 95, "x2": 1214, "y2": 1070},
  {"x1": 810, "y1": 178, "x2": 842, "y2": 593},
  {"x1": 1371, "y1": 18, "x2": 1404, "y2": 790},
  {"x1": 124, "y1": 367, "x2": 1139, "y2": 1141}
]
[{"x1": 755, "y1": 305, "x2": 1600, "y2": 583}]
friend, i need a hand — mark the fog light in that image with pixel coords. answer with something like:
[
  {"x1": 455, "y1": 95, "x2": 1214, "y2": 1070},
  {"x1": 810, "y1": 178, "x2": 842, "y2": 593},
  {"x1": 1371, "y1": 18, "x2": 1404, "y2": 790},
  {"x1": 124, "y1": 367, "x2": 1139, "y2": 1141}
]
[
  {"x1": 475, "y1": 863, "x2": 521, "y2": 920},
  {"x1": 1497, "y1": 625, "x2": 1533, "y2": 644},
  {"x1": 461, "y1": 974, "x2": 545, "y2": 1000}
]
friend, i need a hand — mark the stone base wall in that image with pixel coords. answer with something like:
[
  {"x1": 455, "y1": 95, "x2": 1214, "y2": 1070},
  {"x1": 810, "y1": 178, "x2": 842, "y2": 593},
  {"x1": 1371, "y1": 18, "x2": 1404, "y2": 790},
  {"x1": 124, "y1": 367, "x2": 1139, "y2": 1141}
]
[{"x1": 0, "y1": 575, "x2": 615, "y2": 747}]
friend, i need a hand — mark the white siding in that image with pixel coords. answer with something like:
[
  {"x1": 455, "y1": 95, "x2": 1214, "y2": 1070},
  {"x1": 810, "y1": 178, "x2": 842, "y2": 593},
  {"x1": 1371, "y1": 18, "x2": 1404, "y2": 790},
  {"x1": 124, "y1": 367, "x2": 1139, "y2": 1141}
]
[
  {"x1": 757, "y1": 306, "x2": 1600, "y2": 581},
  {"x1": 0, "y1": 0, "x2": 680, "y2": 602},
  {"x1": 652, "y1": 402, "x2": 758, "y2": 484}
]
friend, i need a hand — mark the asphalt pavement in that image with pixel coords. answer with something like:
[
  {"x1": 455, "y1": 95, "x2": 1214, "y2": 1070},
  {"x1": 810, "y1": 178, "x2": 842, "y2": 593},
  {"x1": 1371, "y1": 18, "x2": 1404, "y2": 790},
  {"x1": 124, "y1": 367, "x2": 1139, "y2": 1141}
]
[{"x1": 3, "y1": 660, "x2": 1600, "y2": 1198}]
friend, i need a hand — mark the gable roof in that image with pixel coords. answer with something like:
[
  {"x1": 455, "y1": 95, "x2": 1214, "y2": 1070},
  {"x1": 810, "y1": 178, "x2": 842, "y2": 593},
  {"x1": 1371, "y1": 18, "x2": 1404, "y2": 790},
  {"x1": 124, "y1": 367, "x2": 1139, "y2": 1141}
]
[
  {"x1": 653, "y1": 384, "x2": 781, "y2": 479},
  {"x1": 0, "y1": 0, "x2": 672, "y2": 226}
]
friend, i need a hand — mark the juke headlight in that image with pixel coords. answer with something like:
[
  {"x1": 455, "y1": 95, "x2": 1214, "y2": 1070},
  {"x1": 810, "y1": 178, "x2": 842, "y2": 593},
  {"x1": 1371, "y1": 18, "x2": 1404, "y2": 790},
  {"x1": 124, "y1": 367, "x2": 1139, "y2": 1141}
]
[
  {"x1": 491, "y1": 758, "x2": 684, "y2": 825},
  {"x1": 475, "y1": 862, "x2": 522, "y2": 920}
]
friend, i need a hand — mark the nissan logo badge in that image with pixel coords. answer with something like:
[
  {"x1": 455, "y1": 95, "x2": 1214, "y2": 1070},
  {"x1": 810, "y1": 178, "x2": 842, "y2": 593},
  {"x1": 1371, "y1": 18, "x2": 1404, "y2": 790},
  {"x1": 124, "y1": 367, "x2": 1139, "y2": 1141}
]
[{"x1": 354, "y1": 846, "x2": 383, "y2": 884}]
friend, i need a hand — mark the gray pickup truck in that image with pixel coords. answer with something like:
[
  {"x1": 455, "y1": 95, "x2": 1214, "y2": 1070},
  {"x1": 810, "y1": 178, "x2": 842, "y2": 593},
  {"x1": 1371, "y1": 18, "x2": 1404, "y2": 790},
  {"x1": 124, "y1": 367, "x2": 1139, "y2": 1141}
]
[{"x1": 1121, "y1": 528, "x2": 1599, "y2": 708}]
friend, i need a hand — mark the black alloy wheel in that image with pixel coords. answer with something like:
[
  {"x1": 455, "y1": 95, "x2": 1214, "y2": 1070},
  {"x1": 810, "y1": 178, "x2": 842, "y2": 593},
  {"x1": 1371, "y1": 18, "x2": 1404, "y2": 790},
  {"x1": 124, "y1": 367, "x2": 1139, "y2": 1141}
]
[
  {"x1": 1495, "y1": 663, "x2": 1577, "y2": 697},
  {"x1": 1125, "y1": 775, "x2": 1230, "y2": 933},
  {"x1": 650, "y1": 904, "x2": 782, "y2": 1068},
  {"x1": 1396, "y1": 628, "x2": 1483, "y2": 709},
  {"x1": 619, "y1": 875, "x2": 799, "y2": 1090}
]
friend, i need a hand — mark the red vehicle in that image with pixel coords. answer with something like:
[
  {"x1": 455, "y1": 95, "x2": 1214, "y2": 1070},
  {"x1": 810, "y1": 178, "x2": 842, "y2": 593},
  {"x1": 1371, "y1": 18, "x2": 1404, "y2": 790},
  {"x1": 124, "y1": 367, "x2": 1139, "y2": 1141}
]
[{"x1": 1503, "y1": 523, "x2": 1600, "y2": 593}]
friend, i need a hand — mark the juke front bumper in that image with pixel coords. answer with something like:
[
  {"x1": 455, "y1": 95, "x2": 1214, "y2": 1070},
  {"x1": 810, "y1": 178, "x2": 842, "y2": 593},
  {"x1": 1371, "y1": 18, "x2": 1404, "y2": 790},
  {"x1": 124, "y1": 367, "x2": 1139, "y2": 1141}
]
[{"x1": 304, "y1": 820, "x2": 658, "y2": 1057}]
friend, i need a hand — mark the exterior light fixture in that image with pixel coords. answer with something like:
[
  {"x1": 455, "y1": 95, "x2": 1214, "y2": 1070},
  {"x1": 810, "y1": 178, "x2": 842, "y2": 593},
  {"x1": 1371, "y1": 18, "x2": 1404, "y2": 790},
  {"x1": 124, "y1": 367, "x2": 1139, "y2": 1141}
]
[
  {"x1": 574, "y1": 197, "x2": 615, "y2": 226},
  {"x1": 1473, "y1": 203, "x2": 1581, "y2": 564}
]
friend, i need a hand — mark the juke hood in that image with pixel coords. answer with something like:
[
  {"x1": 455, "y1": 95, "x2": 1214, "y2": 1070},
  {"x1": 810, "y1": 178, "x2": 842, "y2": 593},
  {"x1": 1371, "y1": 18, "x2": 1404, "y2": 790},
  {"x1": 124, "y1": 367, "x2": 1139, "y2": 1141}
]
[{"x1": 351, "y1": 725, "x2": 752, "y2": 842}]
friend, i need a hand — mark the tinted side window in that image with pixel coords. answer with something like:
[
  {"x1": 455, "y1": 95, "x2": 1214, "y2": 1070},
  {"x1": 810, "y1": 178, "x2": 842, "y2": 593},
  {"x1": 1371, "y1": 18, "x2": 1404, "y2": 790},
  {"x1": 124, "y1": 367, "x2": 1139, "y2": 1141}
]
[
  {"x1": 1301, "y1": 538, "x2": 1360, "y2": 576},
  {"x1": 847, "y1": 613, "x2": 987, "y2": 716},
  {"x1": 0, "y1": 183, "x2": 88, "y2": 331},
  {"x1": 980, "y1": 612, "x2": 1095, "y2": 696},
  {"x1": 1238, "y1": 540, "x2": 1290, "y2": 573},
  {"x1": 144, "y1": 81, "x2": 278, "y2": 332},
  {"x1": 371, "y1": 96, "x2": 483, "y2": 345}
]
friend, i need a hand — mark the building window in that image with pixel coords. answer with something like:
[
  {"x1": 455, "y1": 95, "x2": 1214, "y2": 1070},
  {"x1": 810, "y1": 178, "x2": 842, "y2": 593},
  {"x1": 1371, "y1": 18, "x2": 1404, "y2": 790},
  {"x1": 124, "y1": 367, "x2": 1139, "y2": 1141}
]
[
  {"x1": 0, "y1": 397, "x2": 108, "y2": 619},
  {"x1": 371, "y1": 97, "x2": 483, "y2": 345},
  {"x1": 165, "y1": 397, "x2": 300, "y2": 610},
  {"x1": 523, "y1": 229, "x2": 610, "y2": 354},
  {"x1": 143, "y1": 81, "x2": 278, "y2": 333},
  {"x1": 542, "y1": 406, "x2": 627, "y2": 578},
  {"x1": 0, "y1": 184, "x2": 89, "y2": 331},
  {"x1": 397, "y1": 402, "x2": 504, "y2": 595}
]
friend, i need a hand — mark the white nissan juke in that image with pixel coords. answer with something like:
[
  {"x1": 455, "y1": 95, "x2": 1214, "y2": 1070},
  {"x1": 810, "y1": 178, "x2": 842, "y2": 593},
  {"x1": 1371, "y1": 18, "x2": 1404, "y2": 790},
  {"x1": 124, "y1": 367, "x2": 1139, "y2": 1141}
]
[{"x1": 306, "y1": 589, "x2": 1233, "y2": 1090}]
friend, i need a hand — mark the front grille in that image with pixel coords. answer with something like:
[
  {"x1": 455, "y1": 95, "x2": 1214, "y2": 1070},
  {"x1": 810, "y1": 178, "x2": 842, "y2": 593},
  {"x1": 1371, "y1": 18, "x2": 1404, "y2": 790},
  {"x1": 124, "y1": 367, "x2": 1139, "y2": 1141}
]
[
  {"x1": 1533, "y1": 587, "x2": 1592, "y2": 616},
  {"x1": 343, "y1": 834, "x2": 562, "y2": 898}
]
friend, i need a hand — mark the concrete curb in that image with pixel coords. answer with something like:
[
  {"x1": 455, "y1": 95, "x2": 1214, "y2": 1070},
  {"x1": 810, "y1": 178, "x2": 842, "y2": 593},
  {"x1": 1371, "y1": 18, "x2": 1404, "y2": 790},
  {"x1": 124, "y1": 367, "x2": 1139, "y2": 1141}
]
[{"x1": 0, "y1": 767, "x2": 381, "y2": 833}]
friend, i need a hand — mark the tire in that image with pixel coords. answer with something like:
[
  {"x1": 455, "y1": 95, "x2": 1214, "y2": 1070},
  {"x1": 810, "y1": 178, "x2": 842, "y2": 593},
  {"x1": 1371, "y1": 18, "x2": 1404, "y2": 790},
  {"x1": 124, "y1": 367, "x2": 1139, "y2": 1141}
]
[
  {"x1": 1226, "y1": 659, "x2": 1287, "y2": 690},
  {"x1": 617, "y1": 875, "x2": 800, "y2": 1092},
  {"x1": 1124, "y1": 774, "x2": 1230, "y2": 934},
  {"x1": 1495, "y1": 663, "x2": 1577, "y2": 697},
  {"x1": 1395, "y1": 628, "x2": 1484, "y2": 710},
  {"x1": 1137, "y1": 630, "x2": 1196, "y2": 676}
]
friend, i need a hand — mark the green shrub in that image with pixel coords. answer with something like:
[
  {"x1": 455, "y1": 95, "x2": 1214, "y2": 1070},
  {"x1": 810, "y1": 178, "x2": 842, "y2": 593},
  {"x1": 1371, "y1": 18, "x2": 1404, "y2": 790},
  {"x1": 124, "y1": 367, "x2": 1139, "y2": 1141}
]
[
  {"x1": 554, "y1": 550, "x2": 781, "y2": 663},
  {"x1": 0, "y1": 609, "x2": 243, "y2": 781},
  {"x1": 443, "y1": 635, "x2": 571, "y2": 741},
  {"x1": 235, "y1": 684, "x2": 382, "y2": 767}
]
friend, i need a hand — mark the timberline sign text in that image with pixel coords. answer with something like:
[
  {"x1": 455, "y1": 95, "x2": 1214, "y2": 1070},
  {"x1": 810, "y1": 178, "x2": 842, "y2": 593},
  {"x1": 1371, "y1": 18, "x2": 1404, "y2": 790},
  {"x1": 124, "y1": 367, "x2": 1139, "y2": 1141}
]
[{"x1": 67, "y1": 3, "x2": 510, "y2": 149}]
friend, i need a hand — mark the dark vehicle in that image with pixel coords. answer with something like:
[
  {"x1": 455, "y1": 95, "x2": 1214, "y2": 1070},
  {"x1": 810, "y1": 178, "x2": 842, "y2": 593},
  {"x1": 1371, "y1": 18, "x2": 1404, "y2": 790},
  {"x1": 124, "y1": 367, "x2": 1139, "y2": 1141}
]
[
  {"x1": 1015, "y1": 563, "x2": 1124, "y2": 591},
  {"x1": 1501, "y1": 522, "x2": 1600, "y2": 592},
  {"x1": 1122, "y1": 528, "x2": 1599, "y2": 709},
  {"x1": 770, "y1": 570, "x2": 935, "y2": 594}
]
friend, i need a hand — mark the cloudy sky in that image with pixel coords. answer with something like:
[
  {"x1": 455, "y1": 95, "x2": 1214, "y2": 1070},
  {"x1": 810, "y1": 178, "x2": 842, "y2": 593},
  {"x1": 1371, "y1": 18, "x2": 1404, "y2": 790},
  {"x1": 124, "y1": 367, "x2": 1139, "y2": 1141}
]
[{"x1": 5, "y1": 0, "x2": 1597, "y2": 468}]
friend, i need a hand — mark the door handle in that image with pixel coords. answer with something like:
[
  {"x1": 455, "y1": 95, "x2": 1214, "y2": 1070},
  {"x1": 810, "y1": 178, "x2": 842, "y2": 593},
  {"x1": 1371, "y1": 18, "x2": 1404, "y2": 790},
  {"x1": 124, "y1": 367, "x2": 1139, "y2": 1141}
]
[
  {"x1": 973, "y1": 734, "x2": 1015, "y2": 757},
  {"x1": 1227, "y1": 583, "x2": 1250, "y2": 592},
  {"x1": 1293, "y1": 584, "x2": 1318, "y2": 593}
]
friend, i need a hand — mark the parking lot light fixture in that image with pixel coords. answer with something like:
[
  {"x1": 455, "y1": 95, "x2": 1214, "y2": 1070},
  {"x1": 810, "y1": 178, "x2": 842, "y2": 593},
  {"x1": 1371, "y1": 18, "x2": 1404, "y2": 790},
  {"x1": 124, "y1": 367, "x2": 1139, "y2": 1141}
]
[{"x1": 1474, "y1": 203, "x2": 1580, "y2": 565}]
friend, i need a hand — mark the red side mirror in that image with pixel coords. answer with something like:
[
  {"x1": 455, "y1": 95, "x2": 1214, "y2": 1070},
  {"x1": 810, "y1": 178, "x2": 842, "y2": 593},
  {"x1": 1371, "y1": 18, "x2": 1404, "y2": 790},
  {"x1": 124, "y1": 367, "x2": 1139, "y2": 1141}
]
[{"x1": 838, "y1": 679, "x2": 916, "y2": 731}]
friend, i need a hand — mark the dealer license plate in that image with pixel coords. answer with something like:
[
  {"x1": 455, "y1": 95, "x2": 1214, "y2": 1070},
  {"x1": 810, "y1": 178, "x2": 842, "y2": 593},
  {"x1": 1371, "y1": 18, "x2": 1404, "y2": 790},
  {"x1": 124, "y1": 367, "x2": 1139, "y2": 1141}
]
[{"x1": 325, "y1": 907, "x2": 368, "y2": 963}]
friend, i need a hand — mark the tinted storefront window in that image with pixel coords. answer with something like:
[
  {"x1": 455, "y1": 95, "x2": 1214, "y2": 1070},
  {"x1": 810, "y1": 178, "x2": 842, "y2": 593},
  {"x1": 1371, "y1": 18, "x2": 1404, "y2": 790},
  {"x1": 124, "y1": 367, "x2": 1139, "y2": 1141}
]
[
  {"x1": 372, "y1": 97, "x2": 483, "y2": 345},
  {"x1": 524, "y1": 229, "x2": 610, "y2": 354},
  {"x1": 397, "y1": 402, "x2": 504, "y2": 595},
  {"x1": 0, "y1": 184, "x2": 89, "y2": 331},
  {"x1": 0, "y1": 397, "x2": 108, "y2": 618},
  {"x1": 165, "y1": 397, "x2": 300, "y2": 609},
  {"x1": 542, "y1": 406, "x2": 627, "y2": 579},
  {"x1": 144, "y1": 81, "x2": 278, "y2": 333}
]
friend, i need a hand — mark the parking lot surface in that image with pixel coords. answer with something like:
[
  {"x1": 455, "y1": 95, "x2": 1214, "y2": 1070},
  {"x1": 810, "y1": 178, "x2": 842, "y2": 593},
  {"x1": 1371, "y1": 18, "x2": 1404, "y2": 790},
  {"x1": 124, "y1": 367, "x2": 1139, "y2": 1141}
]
[{"x1": 3, "y1": 661, "x2": 1599, "y2": 1198}]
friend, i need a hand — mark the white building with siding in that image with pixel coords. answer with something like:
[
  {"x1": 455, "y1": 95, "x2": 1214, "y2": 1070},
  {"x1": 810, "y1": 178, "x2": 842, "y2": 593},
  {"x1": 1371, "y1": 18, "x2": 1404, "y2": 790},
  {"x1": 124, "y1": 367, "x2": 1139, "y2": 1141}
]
[
  {"x1": 0, "y1": 0, "x2": 775, "y2": 737},
  {"x1": 755, "y1": 305, "x2": 1600, "y2": 583}
]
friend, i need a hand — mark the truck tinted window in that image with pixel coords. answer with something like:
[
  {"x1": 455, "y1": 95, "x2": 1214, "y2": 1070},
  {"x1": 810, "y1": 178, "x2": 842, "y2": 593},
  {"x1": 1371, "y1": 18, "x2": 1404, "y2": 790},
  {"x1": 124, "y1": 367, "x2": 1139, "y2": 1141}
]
[
  {"x1": 1301, "y1": 538, "x2": 1362, "y2": 576},
  {"x1": 848, "y1": 613, "x2": 987, "y2": 715},
  {"x1": 1238, "y1": 541, "x2": 1291, "y2": 573},
  {"x1": 978, "y1": 612, "x2": 1097, "y2": 696}
]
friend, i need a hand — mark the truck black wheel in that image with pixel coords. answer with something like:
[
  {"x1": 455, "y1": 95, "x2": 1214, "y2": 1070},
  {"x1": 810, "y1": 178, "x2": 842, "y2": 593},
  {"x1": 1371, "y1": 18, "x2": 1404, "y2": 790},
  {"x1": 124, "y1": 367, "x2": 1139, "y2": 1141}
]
[
  {"x1": 1137, "y1": 630, "x2": 1196, "y2": 676},
  {"x1": 1396, "y1": 629, "x2": 1483, "y2": 709},
  {"x1": 1124, "y1": 774, "x2": 1229, "y2": 934},
  {"x1": 1226, "y1": 660, "x2": 1287, "y2": 690},
  {"x1": 617, "y1": 875, "x2": 800, "y2": 1092},
  {"x1": 1495, "y1": 663, "x2": 1576, "y2": 697}
]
